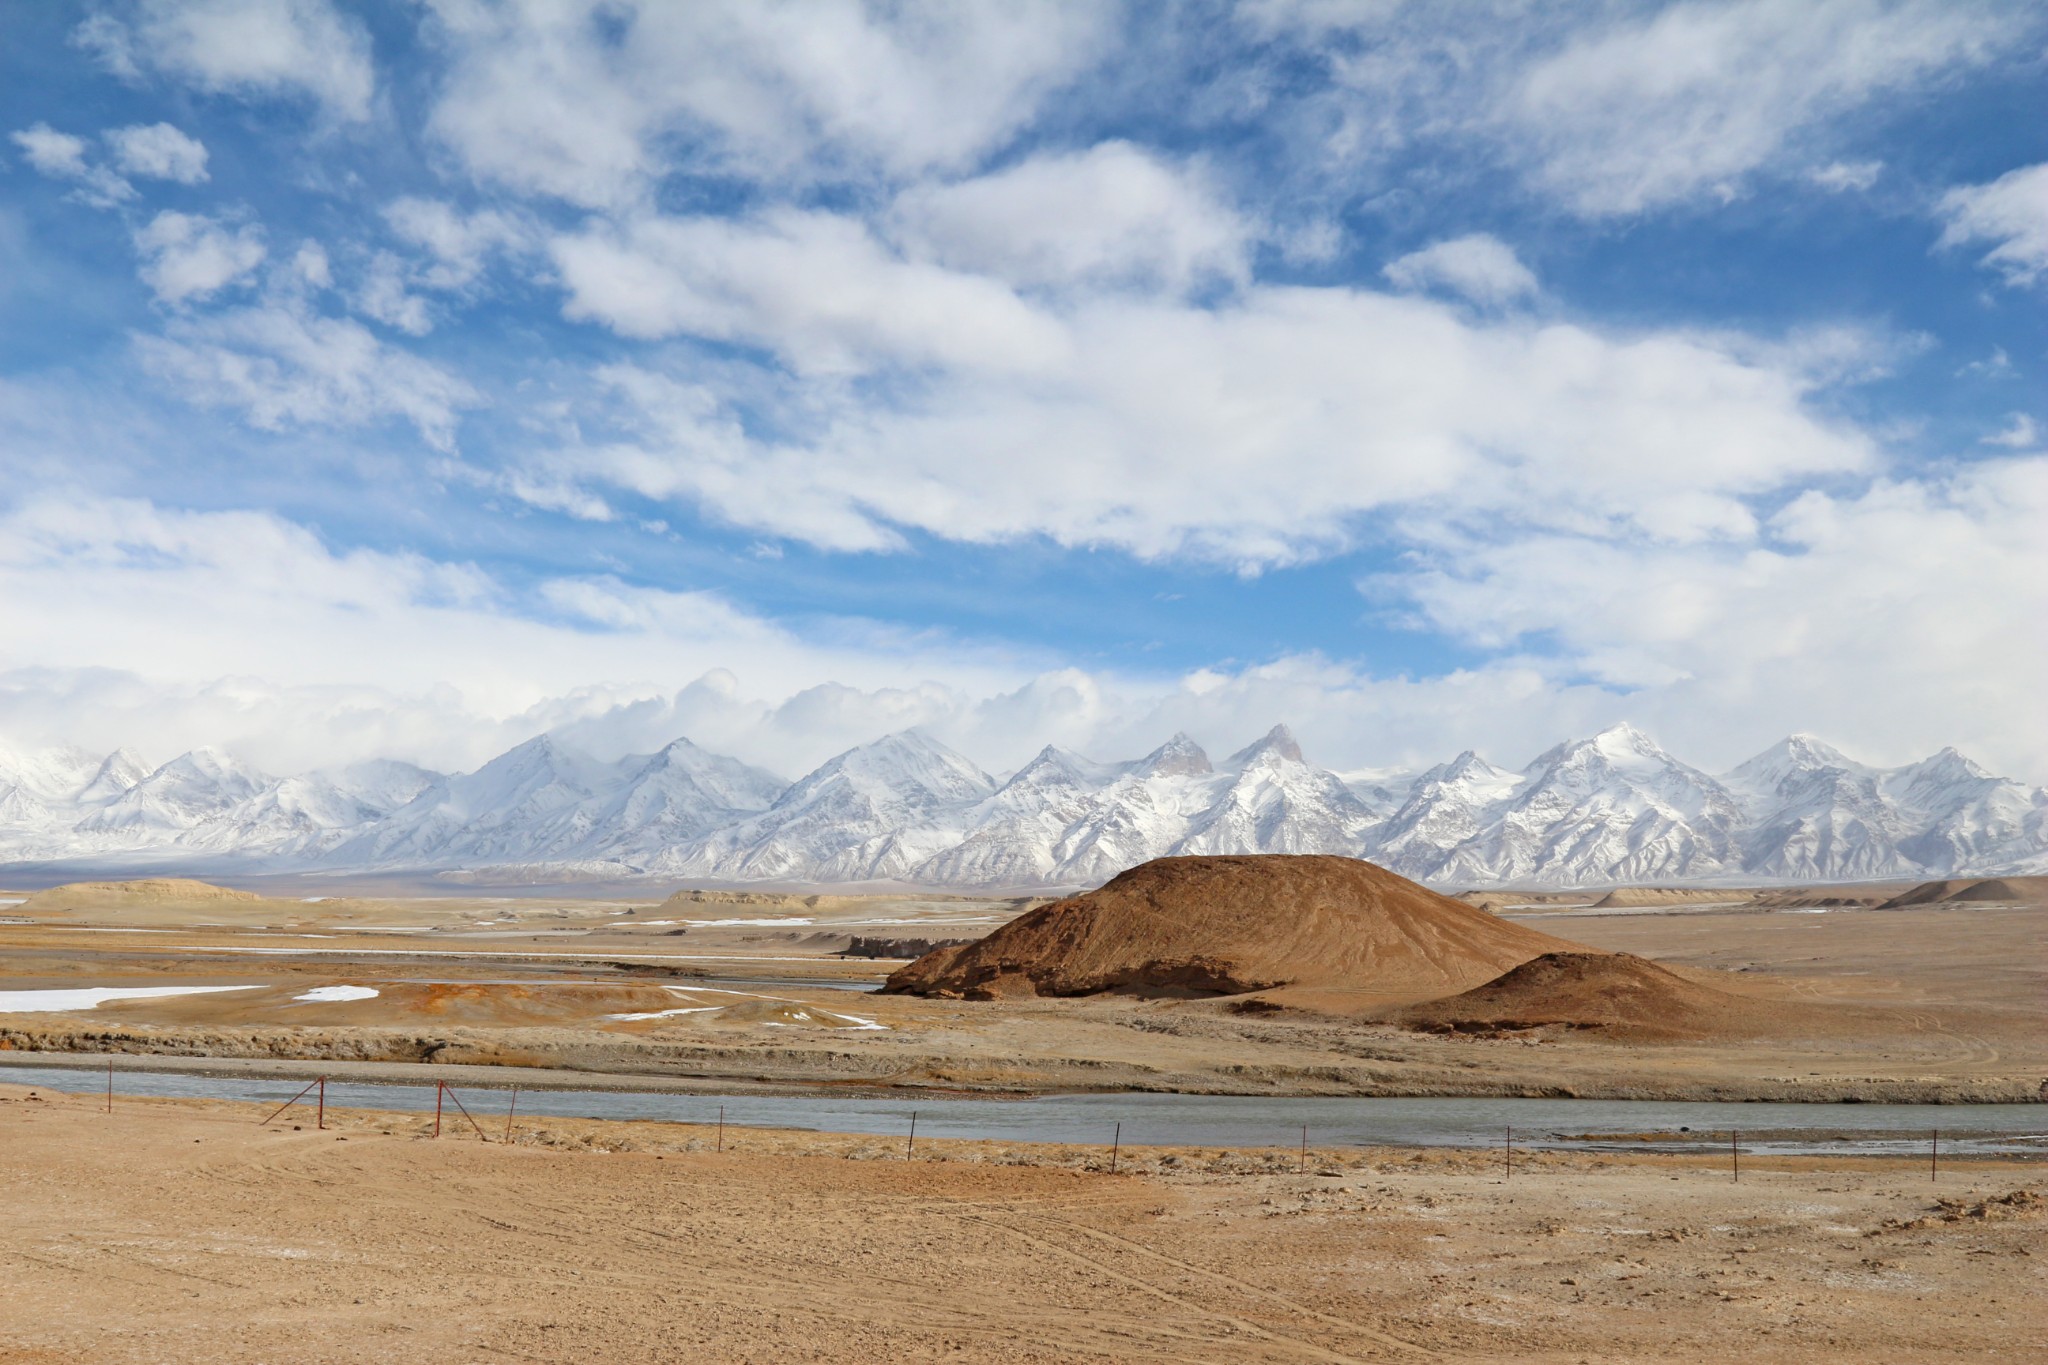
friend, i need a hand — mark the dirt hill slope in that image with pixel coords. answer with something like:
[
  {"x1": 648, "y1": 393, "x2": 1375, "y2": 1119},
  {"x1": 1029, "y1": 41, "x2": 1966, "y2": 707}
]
[
  {"x1": 17, "y1": 878, "x2": 263, "y2": 911},
  {"x1": 883, "y1": 854, "x2": 1585, "y2": 1005},
  {"x1": 1392, "y1": 951, "x2": 1781, "y2": 1041},
  {"x1": 1878, "y1": 877, "x2": 2048, "y2": 908},
  {"x1": 1591, "y1": 887, "x2": 1742, "y2": 908}
]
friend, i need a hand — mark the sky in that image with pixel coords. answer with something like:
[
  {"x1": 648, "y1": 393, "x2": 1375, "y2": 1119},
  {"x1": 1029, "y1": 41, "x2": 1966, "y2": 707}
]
[{"x1": 0, "y1": 0, "x2": 2043, "y2": 784}]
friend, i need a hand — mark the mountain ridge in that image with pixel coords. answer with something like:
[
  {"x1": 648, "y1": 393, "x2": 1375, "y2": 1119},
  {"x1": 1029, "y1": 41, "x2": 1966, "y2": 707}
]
[{"x1": 1, "y1": 723, "x2": 2042, "y2": 889}]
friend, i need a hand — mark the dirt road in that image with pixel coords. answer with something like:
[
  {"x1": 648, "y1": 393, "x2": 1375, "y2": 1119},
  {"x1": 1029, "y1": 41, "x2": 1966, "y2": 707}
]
[{"x1": 1, "y1": 1082, "x2": 2038, "y2": 1362}]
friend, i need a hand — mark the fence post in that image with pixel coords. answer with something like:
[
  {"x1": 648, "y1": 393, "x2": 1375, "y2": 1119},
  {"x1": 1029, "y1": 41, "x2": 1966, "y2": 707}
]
[
  {"x1": 1110, "y1": 1121, "x2": 1120, "y2": 1175},
  {"x1": 1732, "y1": 1129, "x2": 1739, "y2": 1183},
  {"x1": 1931, "y1": 1128, "x2": 1938, "y2": 1183},
  {"x1": 717, "y1": 1104, "x2": 724, "y2": 1153},
  {"x1": 1300, "y1": 1124, "x2": 1308, "y2": 1175},
  {"x1": 105, "y1": 1057, "x2": 113, "y2": 1114},
  {"x1": 433, "y1": 1080, "x2": 444, "y2": 1138},
  {"x1": 1505, "y1": 1125, "x2": 1512, "y2": 1181},
  {"x1": 317, "y1": 1077, "x2": 325, "y2": 1130},
  {"x1": 439, "y1": 1083, "x2": 489, "y2": 1141},
  {"x1": 504, "y1": 1085, "x2": 519, "y2": 1142},
  {"x1": 257, "y1": 1078, "x2": 322, "y2": 1127},
  {"x1": 907, "y1": 1110, "x2": 917, "y2": 1159}
]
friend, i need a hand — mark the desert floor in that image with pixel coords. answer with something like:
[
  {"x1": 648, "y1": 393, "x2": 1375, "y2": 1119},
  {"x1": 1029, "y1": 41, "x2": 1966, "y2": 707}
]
[
  {"x1": 1, "y1": 884, "x2": 2041, "y2": 1102},
  {"x1": 1, "y1": 1080, "x2": 2040, "y2": 1363}
]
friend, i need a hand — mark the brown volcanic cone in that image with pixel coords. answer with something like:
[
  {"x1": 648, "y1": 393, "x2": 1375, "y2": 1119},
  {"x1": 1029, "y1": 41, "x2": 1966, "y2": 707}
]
[
  {"x1": 1394, "y1": 951, "x2": 1770, "y2": 1041},
  {"x1": 882, "y1": 854, "x2": 1583, "y2": 1006}
]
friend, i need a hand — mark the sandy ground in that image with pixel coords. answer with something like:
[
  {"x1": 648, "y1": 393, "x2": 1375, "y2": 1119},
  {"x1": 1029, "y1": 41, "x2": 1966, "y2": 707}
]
[
  {"x1": 1, "y1": 887, "x2": 2042, "y2": 1102},
  {"x1": 0, "y1": 1080, "x2": 2040, "y2": 1363}
]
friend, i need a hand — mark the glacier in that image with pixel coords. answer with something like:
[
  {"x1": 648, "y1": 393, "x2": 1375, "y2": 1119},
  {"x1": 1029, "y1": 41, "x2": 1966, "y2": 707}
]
[{"x1": 0, "y1": 722, "x2": 2042, "y2": 890}]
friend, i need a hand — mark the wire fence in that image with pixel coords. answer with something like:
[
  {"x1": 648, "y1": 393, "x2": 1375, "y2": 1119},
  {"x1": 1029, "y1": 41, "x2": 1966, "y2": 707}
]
[{"x1": 28, "y1": 1064, "x2": 2041, "y2": 1186}]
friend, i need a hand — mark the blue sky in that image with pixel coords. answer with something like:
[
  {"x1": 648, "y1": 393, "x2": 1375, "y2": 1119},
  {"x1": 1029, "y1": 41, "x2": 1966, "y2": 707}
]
[{"x1": 0, "y1": 1, "x2": 2043, "y2": 782}]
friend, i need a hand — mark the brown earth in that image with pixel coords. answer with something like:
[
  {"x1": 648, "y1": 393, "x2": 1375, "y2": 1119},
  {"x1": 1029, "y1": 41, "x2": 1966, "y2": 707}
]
[
  {"x1": 0, "y1": 1081, "x2": 2039, "y2": 1363},
  {"x1": 884, "y1": 855, "x2": 1581, "y2": 1006},
  {"x1": 18, "y1": 876, "x2": 266, "y2": 910},
  {"x1": 1392, "y1": 952, "x2": 1809, "y2": 1041},
  {"x1": 2, "y1": 876, "x2": 2042, "y2": 1103},
  {"x1": 1879, "y1": 876, "x2": 2048, "y2": 908},
  {"x1": 1590, "y1": 888, "x2": 1745, "y2": 908}
]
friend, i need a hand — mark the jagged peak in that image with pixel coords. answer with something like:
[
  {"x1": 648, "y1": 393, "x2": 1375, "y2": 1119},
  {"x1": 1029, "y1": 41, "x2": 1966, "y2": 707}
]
[
  {"x1": 1138, "y1": 731, "x2": 1213, "y2": 778},
  {"x1": 157, "y1": 746, "x2": 264, "y2": 780},
  {"x1": 1226, "y1": 723, "x2": 1304, "y2": 767},
  {"x1": 1527, "y1": 722, "x2": 1672, "y2": 775},
  {"x1": 1726, "y1": 732, "x2": 1861, "y2": 783},
  {"x1": 1440, "y1": 749, "x2": 1502, "y2": 779},
  {"x1": 1904, "y1": 746, "x2": 1993, "y2": 782}
]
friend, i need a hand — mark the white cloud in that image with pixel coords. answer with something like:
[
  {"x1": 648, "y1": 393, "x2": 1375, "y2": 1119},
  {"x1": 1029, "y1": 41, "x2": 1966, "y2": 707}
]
[
  {"x1": 539, "y1": 282, "x2": 1870, "y2": 565},
  {"x1": 1938, "y1": 161, "x2": 2048, "y2": 288},
  {"x1": 6, "y1": 474, "x2": 2044, "y2": 781},
  {"x1": 888, "y1": 142, "x2": 1252, "y2": 294},
  {"x1": 1807, "y1": 159, "x2": 1883, "y2": 192},
  {"x1": 355, "y1": 252, "x2": 434, "y2": 335},
  {"x1": 1505, "y1": 0, "x2": 2014, "y2": 216},
  {"x1": 11, "y1": 122, "x2": 135, "y2": 206},
  {"x1": 382, "y1": 197, "x2": 526, "y2": 290},
  {"x1": 11, "y1": 123, "x2": 92, "y2": 178},
  {"x1": 134, "y1": 299, "x2": 476, "y2": 449},
  {"x1": 105, "y1": 122, "x2": 210, "y2": 183},
  {"x1": 0, "y1": 496, "x2": 1039, "y2": 775},
  {"x1": 424, "y1": 0, "x2": 1113, "y2": 206},
  {"x1": 551, "y1": 209, "x2": 1069, "y2": 375},
  {"x1": 1957, "y1": 347, "x2": 2012, "y2": 379},
  {"x1": 1395, "y1": 456, "x2": 2048, "y2": 776},
  {"x1": 81, "y1": 0, "x2": 375, "y2": 123},
  {"x1": 1383, "y1": 234, "x2": 1537, "y2": 306},
  {"x1": 133, "y1": 211, "x2": 266, "y2": 304},
  {"x1": 1983, "y1": 414, "x2": 2039, "y2": 449}
]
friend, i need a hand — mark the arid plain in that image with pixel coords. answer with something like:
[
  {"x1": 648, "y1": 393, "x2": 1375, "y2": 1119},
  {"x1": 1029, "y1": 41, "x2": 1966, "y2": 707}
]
[
  {"x1": 1, "y1": 871, "x2": 2042, "y2": 1363},
  {"x1": 1, "y1": 874, "x2": 2041, "y2": 1103}
]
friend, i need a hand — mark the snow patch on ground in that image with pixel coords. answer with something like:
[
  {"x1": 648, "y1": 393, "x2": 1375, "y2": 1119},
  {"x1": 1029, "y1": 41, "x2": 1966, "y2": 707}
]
[
  {"x1": 606, "y1": 1005, "x2": 722, "y2": 1021},
  {"x1": 291, "y1": 984, "x2": 380, "y2": 1002},
  {"x1": 0, "y1": 985, "x2": 257, "y2": 1013},
  {"x1": 681, "y1": 917, "x2": 816, "y2": 927}
]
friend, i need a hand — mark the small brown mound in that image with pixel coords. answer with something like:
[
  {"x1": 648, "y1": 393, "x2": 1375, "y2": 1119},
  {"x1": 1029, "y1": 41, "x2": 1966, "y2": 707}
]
[
  {"x1": 1590, "y1": 887, "x2": 1741, "y2": 908},
  {"x1": 1879, "y1": 877, "x2": 2048, "y2": 908},
  {"x1": 18, "y1": 878, "x2": 264, "y2": 911},
  {"x1": 883, "y1": 854, "x2": 1584, "y2": 1006},
  {"x1": 1393, "y1": 951, "x2": 1770, "y2": 1041}
]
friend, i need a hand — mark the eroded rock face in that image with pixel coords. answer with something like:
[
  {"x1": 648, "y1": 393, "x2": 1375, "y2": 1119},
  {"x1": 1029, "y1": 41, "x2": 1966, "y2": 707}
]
[{"x1": 883, "y1": 853, "x2": 1576, "y2": 1003}]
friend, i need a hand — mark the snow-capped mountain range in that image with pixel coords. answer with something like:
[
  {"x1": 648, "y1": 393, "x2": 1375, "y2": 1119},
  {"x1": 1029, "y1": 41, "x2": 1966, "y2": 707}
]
[{"x1": 1, "y1": 723, "x2": 2042, "y2": 889}]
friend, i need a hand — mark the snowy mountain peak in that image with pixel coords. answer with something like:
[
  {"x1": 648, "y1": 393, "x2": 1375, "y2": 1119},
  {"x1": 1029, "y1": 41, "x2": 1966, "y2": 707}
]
[
  {"x1": 998, "y1": 745, "x2": 1109, "y2": 794},
  {"x1": 805, "y1": 729, "x2": 995, "y2": 801},
  {"x1": 1226, "y1": 724, "x2": 1304, "y2": 767},
  {"x1": 0, "y1": 742, "x2": 103, "y2": 804},
  {"x1": 1139, "y1": 732, "x2": 1213, "y2": 778},
  {"x1": 1431, "y1": 750, "x2": 1515, "y2": 785},
  {"x1": 75, "y1": 746, "x2": 273, "y2": 834},
  {"x1": 1911, "y1": 747, "x2": 1993, "y2": 783},
  {"x1": 1724, "y1": 733, "x2": 1868, "y2": 797},
  {"x1": 3, "y1": 724, "x2": 2044, "y2": 888},
  {"x1": 78, "y1": 748, "x2": 152, "y2": 804},
  {"x1": 1586, "y1": 721, "x2": 1666, "y2": 760}
]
